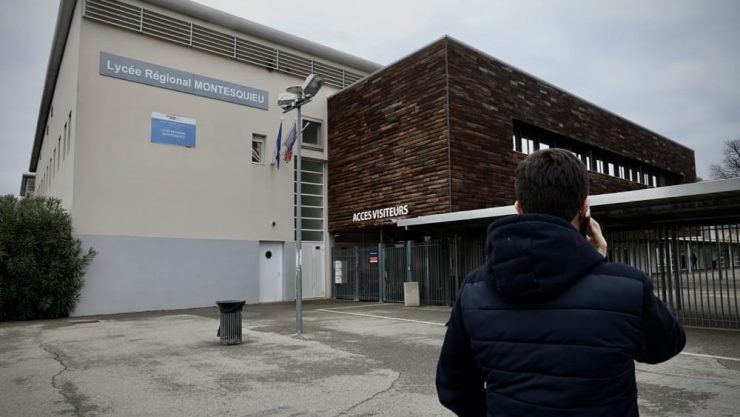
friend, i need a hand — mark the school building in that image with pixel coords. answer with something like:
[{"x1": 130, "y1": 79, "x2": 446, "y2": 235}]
[{"x1": 26, "y1": 0, "x2": 699, "y2": 316}]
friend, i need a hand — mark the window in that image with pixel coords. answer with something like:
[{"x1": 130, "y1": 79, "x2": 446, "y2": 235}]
[
  {"x1": 67, "y1": 111, "x2": 72, "y2": 154},
  {"x1": 251, "y1": 134, "x2": 265, "y2": 164},
  {"x1": 57, "y1": 137, "x2": 61, "y2": 169},
  {"x1": 63, "y1": 123, "x2": 67, "y2": 159},
  {"x1": 50, "y1": 105, "x2": 53, "y2": 118},
  {"x1": 596, "y1": 160, "x2": 605, "y2": 174},
  {"x1": 520, "y1": 137, "x2": 535, "y2": 154},
  {"x1": 295, "y1": 159, "x2": 324, "y2": 242},
  {"x1": 301, "y1": 119, "x2": 323, "y2": 150},
  {"x1": 512, "y1": 120, "x2": 672, "y2": 187}
]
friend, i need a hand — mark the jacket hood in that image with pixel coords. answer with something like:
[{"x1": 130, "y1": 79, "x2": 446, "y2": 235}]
[{"x1": 485, "y1": 214, "x2": 605, "y2": 303}]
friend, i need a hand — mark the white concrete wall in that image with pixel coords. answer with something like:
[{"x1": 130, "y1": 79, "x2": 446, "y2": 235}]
[
  {"x1": 73, "y1": 15, "x2": 336, "y2": 242},
  {"x1": 74, "y1": 234, "x2": 261, "y2": 315},
  {"x1": 60, "y1": 1, "x2": 364, "y2": 313},
  {"x1": 35, "y1": 1, "x2": 82, "y2": 210}
]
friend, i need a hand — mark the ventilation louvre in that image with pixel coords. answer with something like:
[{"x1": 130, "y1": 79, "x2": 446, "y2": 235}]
[{"x1": 84, "y1": 0, "x2": 365, "y2": 88}]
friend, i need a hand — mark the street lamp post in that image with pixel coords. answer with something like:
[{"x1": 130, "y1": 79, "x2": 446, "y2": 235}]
[{"x1": 277, "y1": 74, "x2": 324, "y2": 335}]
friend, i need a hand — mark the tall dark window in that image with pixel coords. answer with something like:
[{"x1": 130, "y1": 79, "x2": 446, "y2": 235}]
[{"x1": 512, "y1": 120, "x2": 672, "y2": 188}]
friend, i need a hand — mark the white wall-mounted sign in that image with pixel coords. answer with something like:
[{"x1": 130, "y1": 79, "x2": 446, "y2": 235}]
[
  {"x1": 352, "y1": 204, "x2": 409, "y2": 222},
  {"x1": 334, "y1": 260, "x2": 345, "y2": 284}
]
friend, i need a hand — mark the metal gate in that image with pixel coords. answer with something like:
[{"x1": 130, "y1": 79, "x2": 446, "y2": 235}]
[
  {"x1": 332, "y1": 247, "x2": 379, "y2": 301},
  {"x1": 332, "y1": 237, "x2": 486, "y2": 306}
]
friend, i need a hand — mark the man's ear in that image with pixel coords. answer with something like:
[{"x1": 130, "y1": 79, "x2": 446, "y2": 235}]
[{"x1": 514, "y1": 201, "x2": 524, "y2": 215}]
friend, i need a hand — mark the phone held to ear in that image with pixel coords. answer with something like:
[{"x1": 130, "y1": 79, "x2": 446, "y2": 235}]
[{"x1": 579, "y1": 207, "x2": 591, "y2": 238}]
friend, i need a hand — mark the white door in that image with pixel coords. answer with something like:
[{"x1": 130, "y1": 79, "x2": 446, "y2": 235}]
[
  {"x1": 302, "y1": 244, "x2": 325, "y2": 299},
  {"x1": 259, "y1": 242, "x2": 283, "y2": 302}
]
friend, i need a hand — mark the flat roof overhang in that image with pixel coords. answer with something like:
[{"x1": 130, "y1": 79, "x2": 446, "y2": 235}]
[{"x1": 396, "y1": 178, "x2": 740, "y2": 232}]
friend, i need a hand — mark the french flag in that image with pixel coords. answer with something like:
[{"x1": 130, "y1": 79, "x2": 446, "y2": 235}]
[{"x1": 283, "y1": 121, "x2": 297, "y2": 163}]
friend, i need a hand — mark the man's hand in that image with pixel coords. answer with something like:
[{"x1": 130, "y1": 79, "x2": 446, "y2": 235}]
[{"x1": 587, "y1": 217, "x2": 608, "y2": 257}]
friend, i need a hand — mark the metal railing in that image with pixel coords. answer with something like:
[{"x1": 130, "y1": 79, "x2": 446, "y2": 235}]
[
  {"x1": 332, "y1": 237, "x2": 485, "y2": 306},
  {"x1": 333, "y1": 247, "x2": 379, "y2": 302},
  {"x1": 332, "y1": 223, "x2": 740, "y2": 329},
  {"x1": 608, "y1": 224, "x2": 740, "y2": 329}
]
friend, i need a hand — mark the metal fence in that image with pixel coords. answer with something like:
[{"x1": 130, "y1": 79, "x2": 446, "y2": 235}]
[
  {"x1": 607, "y1": 224, "x2": 740, "y2": 329},
  {"x1": 333, "y1": 246, "x2": 379, "y2": 301},
  {"x1": 332, "y1": 237, "x2": 486, "y2": 306},
  {"x1": 332, "y1": 222, "x2": 740, "y2": 329}
]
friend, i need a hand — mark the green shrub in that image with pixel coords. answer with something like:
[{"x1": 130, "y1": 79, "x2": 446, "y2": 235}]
[{"x1": 0, "y1": 195, "x2": 96, "y2": 320}]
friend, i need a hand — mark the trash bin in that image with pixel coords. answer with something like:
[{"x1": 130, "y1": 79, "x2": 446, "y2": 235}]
[{"x1": 216, "y1": 300, "x2": 246, "y2": 345}]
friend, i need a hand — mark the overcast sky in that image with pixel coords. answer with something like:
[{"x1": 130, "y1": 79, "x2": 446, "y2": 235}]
[{"x1": 1, "y1": 0, "x2": 739, "y2": 196}]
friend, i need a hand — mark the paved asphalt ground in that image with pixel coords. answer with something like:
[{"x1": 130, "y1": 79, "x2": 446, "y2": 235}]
[{"x1": 2, "y1": 300, "x2": 740, "y2": 417}]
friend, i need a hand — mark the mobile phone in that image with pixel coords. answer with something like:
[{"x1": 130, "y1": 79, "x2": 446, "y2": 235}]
[{"x1": 579, "y1": 207, "x2": 591, "y2": 238}]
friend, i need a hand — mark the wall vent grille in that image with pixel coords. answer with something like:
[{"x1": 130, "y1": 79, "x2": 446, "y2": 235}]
[{"x1": 84, "y1": 0, "x2": 367, "y2": 88}]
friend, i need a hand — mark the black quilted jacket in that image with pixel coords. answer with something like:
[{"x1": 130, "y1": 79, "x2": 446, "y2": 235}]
[{"x1": 436, "y1": 214, "x2": 686, "y2": 417}]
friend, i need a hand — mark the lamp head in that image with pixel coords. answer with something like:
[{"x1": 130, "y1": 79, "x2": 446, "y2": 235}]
[
  {"x1": 286, "y1": 86, "x2": 303, "y2": 95},
  {"x1": 277, "y1": 92, "x2": 297, "y2": 109},
  {"x1": 302, "y1": 74, "x2": 324, "y2": 97}
]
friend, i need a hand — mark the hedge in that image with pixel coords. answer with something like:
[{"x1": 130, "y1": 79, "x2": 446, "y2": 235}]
[{"x1": 0, "y1": 195, "x2": 96, "y2": 320}]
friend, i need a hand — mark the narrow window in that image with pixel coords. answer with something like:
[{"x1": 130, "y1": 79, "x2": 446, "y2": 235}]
[
  {"x1": 252, "y1": 134, "x2": 265, "y2": 164},
  {"x1": 57, "y1": 137, "x2": 61, "y2": 169},
  {"x1": 63, "y1": 123, "x2": 67, "y2": 159},
  {"x1": 67, "y1": 111, "x2": 72, "y2": 154}
]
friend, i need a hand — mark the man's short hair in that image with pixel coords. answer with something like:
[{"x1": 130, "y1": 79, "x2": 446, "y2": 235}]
[{"x1": 515, "y1": 148, "x2": 589, "y2": 221}]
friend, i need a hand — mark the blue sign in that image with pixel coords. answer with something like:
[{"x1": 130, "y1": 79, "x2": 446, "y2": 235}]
[
  {"x1": 100, "y1": 52, "x2": 269, "y2": 110},
  {"x1": 151, "y1": 113, "x2": 196, "y2": 148}
]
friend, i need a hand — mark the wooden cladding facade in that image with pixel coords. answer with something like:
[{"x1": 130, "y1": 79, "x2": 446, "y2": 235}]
[{"x1": 328, "y1": 37, "x2": 695, "y2": 232}]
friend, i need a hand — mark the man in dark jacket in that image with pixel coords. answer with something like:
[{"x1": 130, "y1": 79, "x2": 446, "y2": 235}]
[{"x1": 436, "y1": 148, "x2": 686, "y2": 417}]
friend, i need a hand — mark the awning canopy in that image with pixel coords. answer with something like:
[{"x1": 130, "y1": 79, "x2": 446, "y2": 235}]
[{"x1": 396, "y1": 178, "x2": 740, "y2": 232}]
